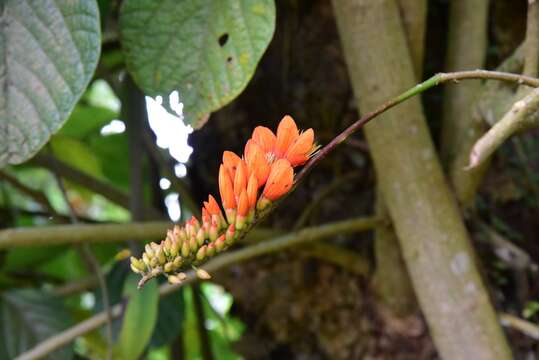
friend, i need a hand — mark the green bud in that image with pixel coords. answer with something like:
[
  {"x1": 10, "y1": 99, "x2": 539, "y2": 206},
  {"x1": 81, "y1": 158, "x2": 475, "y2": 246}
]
[
  {"x1": 142, "y1": 253, "x2": 151, "y2": 267},
  {"x1": 157, "y1": 248, "x2": 166, "y2": 265},
  {"x1": 235, "y1": 215, "x2": 246, "y2": 231},
  {"x1": 164, "y1": 262, "x2": 174, "y2": 273},
  {"x1": 196, "y1": 268, "x2": 211, "y2": 280},
  {"x1": 170, "y1": 239, "x2": 180, "y2": 257},
  {"x1": 181, "y1": 242, "x2": 190, "y2": 258},
  {"x1": 189, "y1": 237, "x2": 197, "y2": 254},
  {"x1": 173, "y1": 256, "x2": 183, "y2": 269},
  {"x1": 130, "y1": 263, "x2": 141, "y2": 274},
  {"x1": 144, "y1": 244, "x2": 154, "y2": 257},
  {"x1": 130, "y1": 256, "x2": 146, "y2": 272},
  {"x1": 196, "y1": 228, "x2": 205, "y2": 246},
  {"x1": 177, "y1": 272, "x2": 187, "y2": 281},
  {"x1": 196, "y1": 246, "x2": 207, "y2": 261},
  {"x1": 206, "y1": 244, "x2": 216, "y2": 257},
  {"x1": 256, "y1": 196, "x2": 272, "y2": 211},
  {"x1": 168, "y1": 275, "x2": 182, "y2": 284}
]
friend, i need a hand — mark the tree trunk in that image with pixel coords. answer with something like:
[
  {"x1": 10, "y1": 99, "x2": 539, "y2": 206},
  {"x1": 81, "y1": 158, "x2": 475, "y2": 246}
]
[{"x1": 332, "y1": 0, "x2": 513, "y2": 359}]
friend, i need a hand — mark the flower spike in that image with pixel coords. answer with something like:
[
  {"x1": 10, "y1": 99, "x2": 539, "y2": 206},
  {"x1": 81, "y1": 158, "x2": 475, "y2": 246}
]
[{"x1": 132, "y1": 115, "x2": 317, "y2": 288}]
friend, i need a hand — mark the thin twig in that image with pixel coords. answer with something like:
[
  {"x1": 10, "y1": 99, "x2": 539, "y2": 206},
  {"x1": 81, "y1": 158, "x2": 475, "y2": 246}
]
[
  {"x1": 142, "y1": 132, "x2": 200, "y2": 216},
  {"x1": 468, "y1": 87, "x2": 539, "y2": 169},
  {"x1": 14, "y1": 216, "x2": 380, "y2": 360},
  {"x1": 0, "y1": 221, "x2": 172, "y2": 248},
  {"x1": 295, "y1": 70, "x2": 539, "y2": 184},
  {"x1": 293, "y1": 171, "x2": 361, "y2": 229},
  {"x1": 50, "y1": 159, "x2": 114, "y2": 360},
  {"x1": 0, "y1": 171, "x2": 57, "y2": 214},
  {"x1": 500, "y1": 313, "x2": 539, "y2": 340},
  {"x1": 31, "y1": 154, "x2": 162, "y2": 219},
  {"x1": 53, "y1": 275, "x2": 98, "y2": 297}
]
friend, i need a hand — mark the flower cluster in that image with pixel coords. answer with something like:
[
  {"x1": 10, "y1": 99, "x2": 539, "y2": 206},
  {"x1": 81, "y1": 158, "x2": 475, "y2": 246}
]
[{"x1": 130, "y1": 115, "x2": 317, "y2": 286}]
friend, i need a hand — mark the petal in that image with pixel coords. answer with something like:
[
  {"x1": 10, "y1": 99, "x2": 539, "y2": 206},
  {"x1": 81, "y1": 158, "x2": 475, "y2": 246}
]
[
  {"x1": 251, "y1": 126, "x2": 276, "y2": 153},
  {"x1": 233, "y1": 159, "x2": 248, "y2": 198},
  {"x1": 244, "y1": 140, "x2": 271, "y2": 187},
  {"x1": 247, "y1": 173, "x2": 258, "y2": 209},
  {"x1": 219, "y1": 164, "x2": 236, "y2": 210},
  {"x1": 274, "y1": 115, "x2": 299, "y2": 158},
  {"x1": 237, "y1": 189, "x2": 249, "y2": 216},
  {"x1": 206, "y1": 195, "x2": 221, "y2": 216},
  {"x1": 262, "y1": 159, "x2": 294, "y2": 201},
  {"x1": 285, "y1": 129, "x2": 314, "y2": 166},
  {"x1": 223, "y1": 151, "x2": 241, "y2": 179}
]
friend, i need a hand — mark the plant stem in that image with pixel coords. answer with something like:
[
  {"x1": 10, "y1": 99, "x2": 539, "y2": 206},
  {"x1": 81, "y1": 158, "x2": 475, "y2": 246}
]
[
  {"x1": 14, "y1": 216, "x2": 380, "y2": 360},
  {"x1": 0, "y1": 221, "x2": 173, "y2": 249},
  {"x1": 296, "y1": 70, "x2": 539, "y2": 184}
]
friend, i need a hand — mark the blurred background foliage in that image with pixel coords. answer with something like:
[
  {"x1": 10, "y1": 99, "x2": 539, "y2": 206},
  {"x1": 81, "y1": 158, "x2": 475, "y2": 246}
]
[{"x1": 0, "y1": 0, "x2": 538, "y2": 359}]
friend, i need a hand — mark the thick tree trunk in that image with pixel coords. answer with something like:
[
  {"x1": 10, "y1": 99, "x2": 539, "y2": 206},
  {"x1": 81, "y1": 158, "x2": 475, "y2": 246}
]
[
  {"x1": 332, "y1": 0, "x2": 513, "y2": 359},
  {"x1": 441, "y1": 0, "x2": 489, "y2": 207},
  {"x1": 372, "y1": 0, "x2": 425, "y2": 317}
]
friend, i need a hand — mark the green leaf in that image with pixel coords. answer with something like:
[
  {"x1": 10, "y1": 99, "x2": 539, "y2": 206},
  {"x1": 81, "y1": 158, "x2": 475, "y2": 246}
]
[
  {"x1": 50, "y1": 135, "x2": 104, "y2": 179},
  {"x1": 0, "y1": 0, "x2": 101, "y2": 167},
  {"x1": 58, "y1": 104, "x2": 118, "y2": 138},
  {"x1": 120, "y1": 0, "x2": 275, "y2": 128},
  {"x1": 0, "y1": 289, "x2": 73, "y2": 360},
  {"x1": 150, "y1": 283, "x2": 185, "y2": 347},
  {"x1": 116, "y1": 274, "x2": 159, "y2": 360}
]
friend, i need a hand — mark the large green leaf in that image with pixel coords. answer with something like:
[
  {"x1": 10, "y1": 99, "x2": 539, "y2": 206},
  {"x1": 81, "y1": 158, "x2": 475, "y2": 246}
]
[
  {"x1": 0, "y1": 289, "x2": 73, "y2": 359},
  {"x1": 115, "y1": 274, "x2": 159, "y2": 360},
  {"x1": 0, "y1": 0, "x2": 101, "y2": 167},
  {"x1": 120, "y1": 0, "x2": 275, "y2": 128}
]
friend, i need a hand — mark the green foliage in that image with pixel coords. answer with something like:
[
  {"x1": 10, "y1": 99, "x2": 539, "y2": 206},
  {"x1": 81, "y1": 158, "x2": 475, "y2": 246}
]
[
  {"x1": 0, "y1": 0, "x2": 101, "y2": 167},
  {"x1": 115, "y1": 274, "x2": 159, "y2": 360},
  {"x1": 119, "y1": 0, "x2": 276, "y2": 128},
  {"x1": 0, "y1": 289, "x2": 73, "y2": 359}
]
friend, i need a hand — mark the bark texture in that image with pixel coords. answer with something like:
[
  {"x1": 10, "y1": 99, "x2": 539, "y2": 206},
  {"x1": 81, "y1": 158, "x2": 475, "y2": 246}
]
[
  {"x1": 441, "y1": 0, "x2": 489, "y2": 206},
  {"x1": 332, "y1": 0, "x2": 513, "y2": 359}
]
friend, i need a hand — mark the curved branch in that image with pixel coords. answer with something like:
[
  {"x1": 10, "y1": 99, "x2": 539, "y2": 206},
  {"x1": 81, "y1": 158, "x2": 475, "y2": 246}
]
[{"x1": 296, "y1": 70, "x2": 539, "y2": 184}]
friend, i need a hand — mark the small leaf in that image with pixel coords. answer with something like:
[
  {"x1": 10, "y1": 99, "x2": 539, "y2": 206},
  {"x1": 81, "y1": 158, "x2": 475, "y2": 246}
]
[
  {"x1": 116, "y1": 273, "x2": 159, "y2": 360},
  {"x1": 120, "y1": 0, "x2": 276, "y2": 128},
  {"x1": 0, "y1": 0, "x2": 101, "y2": 167},
  {"x1": 0, "y1": 289, "x2": 73, "y2": 360}
]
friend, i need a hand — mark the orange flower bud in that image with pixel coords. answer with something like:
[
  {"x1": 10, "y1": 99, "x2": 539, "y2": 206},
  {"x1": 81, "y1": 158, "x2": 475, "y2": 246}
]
[
  {"x1": 245, "y1": 140, "x2": 271, "y2": 187},
  {"x1": 247, "y1": 173, "x2": 258, "y2": 209},
  {"x1": 223, "y1": 151, "x2": 241, "y2": 179},
  {"x1": 205, "y1": 195, "x2": 221, "y2": 216},
  {"x1": 285, "y1": 129, "x2": 314, "y2": 166},
  {"x1": 251, "y1": 126, "x2": 276, "y2": 153},
  {"x1": 262, "y1": 159, "x2": 294, "y2": 201},
  {"x1": 219, "y1": 164, "x2": 236, "y2": 210},
  {"x1": 233, "y1": 159, "x2": 248, "y2": 198},
  {"x1": 237, "y1": 189, "x2": 249, "y2": 217},
  {"x1": 274, "y1": 115, "x2": 299, "y2": 158}
]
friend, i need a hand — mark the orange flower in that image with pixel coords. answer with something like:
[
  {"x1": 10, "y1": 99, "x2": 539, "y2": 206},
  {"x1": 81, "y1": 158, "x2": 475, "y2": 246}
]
[
  {"x1": 218, "y1": 164, "x2": 235, "y2": 210},
  {"x1": 204, "y1": 195, "x2": 221, "y2": 216},
  {"x1": 274, "y1": 115, "x2": 299, "y2": 158},
  {"x1": 246, "y1": 173, "x2": 258, "y2": 209},
  {"x1": 223, "y1": 151, "x2": 241, "y2": 179},
  {"x1": 262, "y1": 159, "x2": 294, "y2": 201},
  {"x1": 233, "y1": 159, "x2": 248, "y2": 198},
  {"x1": 285, "y1": 128, "x2": 314, "y2": 166},
  {"x1": 244, "y1": 140, "x2": 271, "y2": 187},
  {"x1": 251, "y1": 126, "x2": 276, "y2": 153},
  {"x1": 237, "y1": 189, "x2": 249, "y2": 217}
]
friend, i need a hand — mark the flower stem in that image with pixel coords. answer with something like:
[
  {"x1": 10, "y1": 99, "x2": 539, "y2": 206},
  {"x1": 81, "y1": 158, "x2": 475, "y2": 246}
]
[{"x1": 296, "y1": 70, "x2": 539, "y2": 183}]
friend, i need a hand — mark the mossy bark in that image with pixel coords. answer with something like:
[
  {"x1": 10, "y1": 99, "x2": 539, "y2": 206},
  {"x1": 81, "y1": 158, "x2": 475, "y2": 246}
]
[
  {"x1": 332, "y1": 0, "x2": 513, "y2": 359},
  {"x1": 441, "y1": 0, "x2": 489, "y2": 207},
  {"x1": 372, "y1": 0, "x2": 425, "y2": 317}
]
